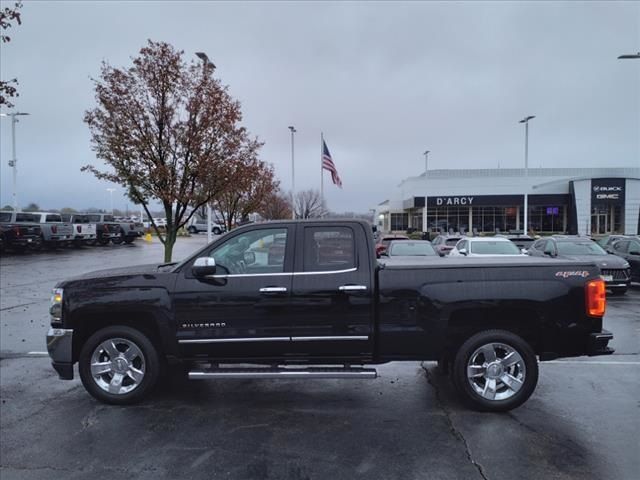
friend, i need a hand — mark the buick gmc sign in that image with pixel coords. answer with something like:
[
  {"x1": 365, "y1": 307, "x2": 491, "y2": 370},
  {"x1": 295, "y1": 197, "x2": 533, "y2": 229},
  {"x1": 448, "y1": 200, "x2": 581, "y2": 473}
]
[{"x1": 592, "y1": 178, "x2": 625, "y2": 205}]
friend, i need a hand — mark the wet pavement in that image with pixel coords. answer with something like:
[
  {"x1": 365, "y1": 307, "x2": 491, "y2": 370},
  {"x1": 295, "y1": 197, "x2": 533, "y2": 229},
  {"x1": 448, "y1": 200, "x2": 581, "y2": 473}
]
[{"x1": 1, "y1": 240, "x2": 639, "y2": 479}]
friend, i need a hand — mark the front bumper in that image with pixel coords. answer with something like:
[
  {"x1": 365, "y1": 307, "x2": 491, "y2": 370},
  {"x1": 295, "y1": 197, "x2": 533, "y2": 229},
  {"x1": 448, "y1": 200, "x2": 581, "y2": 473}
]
[
  {"x1": 587, "y1": 329, "x2": 615, "y2": 356},
  {"x1": 46, "y1": 328, "x2": 74, "y2": 380}
]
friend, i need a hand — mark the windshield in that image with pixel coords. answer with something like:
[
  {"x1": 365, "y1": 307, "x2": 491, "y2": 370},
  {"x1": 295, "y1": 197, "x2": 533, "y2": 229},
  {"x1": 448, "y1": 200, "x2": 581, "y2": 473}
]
[
  {"x1": 556, "y1": 241, "x2": 606, "y2": 256},
  {"x1": 389, "y1": 241, "x2": 436, "y2": 256},
  {"x1": 445, "y1": 238, "x2": 461, "y2": 246},
  {"x1": 104, "y1": 215, "x2": 115, "y2": 222},
  {"x1": 381, "y1": 237, "x2": 408, "y2": 247},
  {"x1": 0, "y1": 212, "x2": 11, "y2": 222},
  {"x1": 470, "y1": 241, "x2": 521, "y2": 255}
]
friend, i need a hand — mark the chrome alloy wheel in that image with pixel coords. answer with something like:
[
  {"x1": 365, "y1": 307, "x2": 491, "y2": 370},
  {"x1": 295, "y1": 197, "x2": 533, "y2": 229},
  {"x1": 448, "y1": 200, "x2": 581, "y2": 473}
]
[
  {"x1": 466, "y1": 342, "x2": 526, "y2": 401},
  {"x1": 90, "y1": 338, "x2": 146, "y2": 395}
]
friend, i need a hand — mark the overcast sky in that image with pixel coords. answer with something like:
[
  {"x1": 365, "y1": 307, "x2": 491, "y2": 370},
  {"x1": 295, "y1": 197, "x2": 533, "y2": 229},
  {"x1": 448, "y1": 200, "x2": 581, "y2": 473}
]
[{"x1": 1, "y1": 1, "x2": 638, "y2": 213}]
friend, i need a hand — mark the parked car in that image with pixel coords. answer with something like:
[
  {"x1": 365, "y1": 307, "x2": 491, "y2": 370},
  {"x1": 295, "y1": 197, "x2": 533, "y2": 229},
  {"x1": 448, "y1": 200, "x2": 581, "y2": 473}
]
[
  {"x1": 431, "y1": 234, "x2": 464, "y2": 256},
  {"x1": 47, "y1": 220, "x2": 614, "y2": 412},
  {"x1": 375, "y1": 234, "x2": 409, "y2": 256},
  {"x1": 609, "y1": 238, "x2": 640, "y2": 283},
  {"x1": 596, "y1": 234, "x2": 635, "y2": 251},
  {"x1": 31, "y1": 212, "x2": 74, "y2": 248},
  {"x1": 528, "y1": 236, "x2": 631, "y2": 295},
  {"x1": 0, "y1": 211, "x2": 42, "y2": 252},
  {"x1": 379, "y1": 240, "x2": 439, "y2": 265},
  {"x1": 61, "y1": 214, "x2": 97, "y2": 247},
  {"x1": 187, "y1": 217, "x2": 226, "y2": 235},
  {"x1": 450, "y1": 237, "x2": 526, "y2": 257},
  {"x1": 112, "y1": 218, "x2": 145, "y2": 244},
  {"x1": 85, "y1": 213, "x2": 122, "y2": 245}
]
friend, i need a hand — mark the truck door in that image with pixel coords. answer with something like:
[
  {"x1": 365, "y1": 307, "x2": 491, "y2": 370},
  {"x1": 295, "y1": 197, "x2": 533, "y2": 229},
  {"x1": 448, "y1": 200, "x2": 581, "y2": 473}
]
[
  {"x1": 173, "y1": 225, "x2": 295, "y2": 359},
  {"x1": 288, "y1": 223, "x2": 374, "y2": 359}
]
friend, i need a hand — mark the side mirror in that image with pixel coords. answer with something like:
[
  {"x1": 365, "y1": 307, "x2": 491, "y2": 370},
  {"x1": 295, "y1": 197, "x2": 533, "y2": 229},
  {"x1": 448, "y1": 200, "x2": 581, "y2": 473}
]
[
  {"x1": 244, "y1": 251, "x2": 256, "y2": 265},
  {"x1": 458, "y1": 248, "x2": 468, "y2": 256},
  {"x1": 192, "y1": 257, "x2": 216, "y2": 277}
]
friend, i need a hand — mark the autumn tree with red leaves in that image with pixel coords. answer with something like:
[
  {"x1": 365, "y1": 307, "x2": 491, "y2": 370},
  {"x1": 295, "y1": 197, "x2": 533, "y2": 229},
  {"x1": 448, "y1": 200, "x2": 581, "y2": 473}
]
[
  {"x1": 212, "y1": 149, "x2": 279, "y2": 231},
  {"x1": 83, "y1": 40, "x2": 254, "y2": 262},
  {"x1": 257, "y1": 189, "x2": 292, "y2": 220}
]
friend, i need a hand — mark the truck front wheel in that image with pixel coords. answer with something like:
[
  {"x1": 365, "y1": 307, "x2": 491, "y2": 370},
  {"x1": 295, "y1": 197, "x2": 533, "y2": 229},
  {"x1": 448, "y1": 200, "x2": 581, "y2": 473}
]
[
  {"x1": 78, "y1": 326, "x2": 160, "y2": 405},
  {"x1": 452, "y1": 330, "x2": 538, "y2": 412}
]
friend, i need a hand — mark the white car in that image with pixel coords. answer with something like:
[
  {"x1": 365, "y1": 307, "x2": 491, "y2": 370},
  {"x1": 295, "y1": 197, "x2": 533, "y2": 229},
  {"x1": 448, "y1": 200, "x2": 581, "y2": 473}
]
[
  {"x1": 449, "y1": 237, "x2": 526, "y2": 257},
  {"x1": 187, "y1": 217, "x2": 226, "y2": 235}
]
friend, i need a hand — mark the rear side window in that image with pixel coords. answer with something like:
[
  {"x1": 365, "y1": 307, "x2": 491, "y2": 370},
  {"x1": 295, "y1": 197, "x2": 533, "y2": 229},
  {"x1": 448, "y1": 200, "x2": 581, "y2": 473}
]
[
  {"x1": 46, "y1": 214, "x2": 62, "y2": 222},
  {"x1": 304, "y1": 227, "x2": 356, "y2": 272},
  {"x1": 16, "y1": 213, "x2": 36, "y2": 222}
]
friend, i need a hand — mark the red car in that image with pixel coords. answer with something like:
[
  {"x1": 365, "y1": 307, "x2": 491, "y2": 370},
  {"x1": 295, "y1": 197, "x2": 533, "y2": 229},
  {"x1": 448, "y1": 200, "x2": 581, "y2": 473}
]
[{"x1": 376, "y1": 235, "x2": 409, "y2": 256}]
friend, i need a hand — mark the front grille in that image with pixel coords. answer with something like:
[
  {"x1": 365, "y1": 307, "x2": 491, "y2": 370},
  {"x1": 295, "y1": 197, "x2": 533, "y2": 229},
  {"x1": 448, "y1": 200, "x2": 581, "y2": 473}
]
[{"x1": 601, "y1": 269, "x2": 630, "y2": 281}]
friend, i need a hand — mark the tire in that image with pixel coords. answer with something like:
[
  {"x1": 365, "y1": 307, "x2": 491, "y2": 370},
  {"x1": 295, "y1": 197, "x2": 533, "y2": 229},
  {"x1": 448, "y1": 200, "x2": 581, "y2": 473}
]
[
  {"x1": 452, "y1": 329, "x2": 538, "y2": 412},
  {"x1": 213, "y1": 227, "x2": 222, "y2": 235},
  {"x1": 111, "y1": 230, "x2": 124, "y2": 245},
  {"x1": 98, "y1": 237, "x2": 110, "y2": 246},
  {"x1": 188, "y1": 226, "x2": 197, "y2": 234},
  {"x1": 124, "y1": 236, "x2": 135, "y2": 244},
  {"x1": 78, "y1": 325, "x2": 161, "y2": 405}
]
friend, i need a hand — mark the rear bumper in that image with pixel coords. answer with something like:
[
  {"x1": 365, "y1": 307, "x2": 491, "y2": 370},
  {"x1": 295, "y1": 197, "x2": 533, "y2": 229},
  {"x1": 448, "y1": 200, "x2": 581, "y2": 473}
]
[
  {"x1": 587, "y1": 329, "x2": 615, "y2": 356},
  {"x1": 46, "y1": 328, "x2": 74, "y2": 380}
]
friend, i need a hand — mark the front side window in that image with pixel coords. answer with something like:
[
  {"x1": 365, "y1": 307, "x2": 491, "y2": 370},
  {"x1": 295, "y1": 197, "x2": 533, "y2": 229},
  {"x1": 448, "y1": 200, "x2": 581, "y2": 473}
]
[
  {"x1": 304, "y1": 227, "x2": 355, "y2": 272},
  {"x1": 16, "y1": 213, "x2": 37, "y2": 222},
  {"x1": 209, "y1": 228, "x2": 287, "y2": 275},
  {"x1": 613, "y1": 241, "x2": 628, "y2": 253}
]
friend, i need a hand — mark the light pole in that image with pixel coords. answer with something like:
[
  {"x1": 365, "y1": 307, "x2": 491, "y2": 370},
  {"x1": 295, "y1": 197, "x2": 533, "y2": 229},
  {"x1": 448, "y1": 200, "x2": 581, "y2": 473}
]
[
  {"x1": 106, "y1": 188, "x2": 116, "y2": 214},
  {"x1": 519, "y1": 115, "x2": 535, "y2": 235},
  {"x1": 288, "y1": 126, "x2": 296, "y2": 219},
  {"x1": 196, "y1": 51, "x2": 216, "y2": 242},
  {"x1": 423, "y1": 150, "x2": 430, "y2": 175},
  {"x1": 617, "y1": 52, "x2": 640, "y2": 59},
  {"x1": 0, "y1": 112, "x2": 30, "y2": 211}
]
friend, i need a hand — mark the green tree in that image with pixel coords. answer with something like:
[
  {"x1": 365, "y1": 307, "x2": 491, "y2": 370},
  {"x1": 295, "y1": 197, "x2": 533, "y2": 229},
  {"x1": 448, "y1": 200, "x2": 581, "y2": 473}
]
[{"x1": 23, "y1": 202, "x2": 40, "y2": 212}]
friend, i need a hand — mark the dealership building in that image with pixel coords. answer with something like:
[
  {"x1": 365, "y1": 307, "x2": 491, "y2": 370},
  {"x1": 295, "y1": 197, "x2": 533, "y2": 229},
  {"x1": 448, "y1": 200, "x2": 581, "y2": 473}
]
[{"x1": 375, "y1": 167, "x2": 640, "y2": 236}]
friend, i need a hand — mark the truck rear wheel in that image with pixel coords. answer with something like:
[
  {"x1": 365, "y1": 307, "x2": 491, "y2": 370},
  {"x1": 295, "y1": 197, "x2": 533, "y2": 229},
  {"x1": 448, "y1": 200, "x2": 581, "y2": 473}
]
[
  {"x1": 79, "y1": 326, "x2": 160, "y2": 405},
  {"x1": 452, "y1": 330, "x2": 538, "y2": 412}
]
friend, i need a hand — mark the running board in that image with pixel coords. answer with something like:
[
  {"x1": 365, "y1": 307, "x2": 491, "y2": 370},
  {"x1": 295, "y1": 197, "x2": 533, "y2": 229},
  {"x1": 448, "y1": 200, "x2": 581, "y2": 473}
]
[{"x1": 188, "y1": 366, "x2": 377, "y2": 380}]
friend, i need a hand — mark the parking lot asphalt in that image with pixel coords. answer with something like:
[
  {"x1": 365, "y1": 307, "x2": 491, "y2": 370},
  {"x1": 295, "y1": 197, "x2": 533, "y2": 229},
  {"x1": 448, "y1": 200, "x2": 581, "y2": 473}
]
[{"x1": 1, "y1": 239, "x2": 639, "y2": 480}]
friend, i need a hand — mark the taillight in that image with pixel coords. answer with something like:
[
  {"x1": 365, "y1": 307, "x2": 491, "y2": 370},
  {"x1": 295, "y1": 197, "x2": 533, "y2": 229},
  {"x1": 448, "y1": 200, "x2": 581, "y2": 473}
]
[
  {"x1": 586, "y1": 279, "x2": 606, "y2": 317},
  {"x1": 76, "y1": 225, "x2": 82, "y2": 233},
  {"x1": 51, "y1": 225, "x2": 57, "y2": 234}
]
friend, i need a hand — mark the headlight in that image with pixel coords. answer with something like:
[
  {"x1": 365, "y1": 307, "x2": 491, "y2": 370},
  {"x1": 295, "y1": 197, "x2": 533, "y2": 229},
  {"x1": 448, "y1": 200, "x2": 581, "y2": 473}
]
[{"x1": 50, "y1": 288, "x2": 63, "y2": 322}]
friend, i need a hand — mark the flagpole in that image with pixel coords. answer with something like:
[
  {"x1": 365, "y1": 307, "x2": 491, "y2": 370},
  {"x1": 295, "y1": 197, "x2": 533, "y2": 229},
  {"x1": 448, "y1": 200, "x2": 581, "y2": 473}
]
[{"x1": 320, "y1": 132, "x2": 324, "y2": 208}]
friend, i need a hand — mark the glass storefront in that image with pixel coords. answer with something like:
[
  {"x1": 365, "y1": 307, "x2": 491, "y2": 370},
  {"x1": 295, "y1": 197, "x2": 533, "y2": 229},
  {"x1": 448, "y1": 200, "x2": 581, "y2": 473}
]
[{"x1": 590, "y1": 205, "x2": 622, "y2": 235}]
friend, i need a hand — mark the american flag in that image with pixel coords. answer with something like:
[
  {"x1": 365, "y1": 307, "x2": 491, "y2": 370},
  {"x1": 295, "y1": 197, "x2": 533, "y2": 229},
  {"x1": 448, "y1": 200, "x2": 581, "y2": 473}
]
[{"x1": 322, "y1": 139, "x2": 342, "y2": 188}]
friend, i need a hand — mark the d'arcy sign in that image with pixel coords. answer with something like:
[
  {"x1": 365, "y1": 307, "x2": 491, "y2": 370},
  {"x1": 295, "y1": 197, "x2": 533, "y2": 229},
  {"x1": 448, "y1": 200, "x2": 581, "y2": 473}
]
[{"x1": 435, "y1": 197, "x2": 474, "y2": 206}]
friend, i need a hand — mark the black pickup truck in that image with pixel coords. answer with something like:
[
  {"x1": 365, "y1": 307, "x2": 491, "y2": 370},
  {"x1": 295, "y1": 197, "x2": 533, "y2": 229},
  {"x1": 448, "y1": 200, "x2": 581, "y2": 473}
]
[{"x1": 46, "y1": 220, "x2": 613, "y2": 411}]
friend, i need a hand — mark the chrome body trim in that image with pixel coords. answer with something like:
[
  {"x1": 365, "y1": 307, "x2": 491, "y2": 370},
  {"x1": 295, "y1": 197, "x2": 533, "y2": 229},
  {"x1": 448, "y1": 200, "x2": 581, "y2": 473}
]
[
  {"x1": 179, "y1": 337, "x2": 290, "y2": 344},
  {"x1": 291, "y1": 336, "x2": 369, "y2": 342},
  {"x1": 179, "y1": 335, "x2": 369, "y2": 344},
  {"x1": 206, "y1": 267, "x2": 357, "y2": 279}
]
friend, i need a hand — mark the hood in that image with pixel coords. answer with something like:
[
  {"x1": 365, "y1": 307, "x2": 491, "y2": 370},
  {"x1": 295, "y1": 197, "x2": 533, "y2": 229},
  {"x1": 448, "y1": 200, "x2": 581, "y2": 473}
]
[
  {"x1": 57, "y1": 263, "x2": 172, "y2": 286},
  {"x1": 561, "y1": 254, "x2": 628, "y2": 268}
]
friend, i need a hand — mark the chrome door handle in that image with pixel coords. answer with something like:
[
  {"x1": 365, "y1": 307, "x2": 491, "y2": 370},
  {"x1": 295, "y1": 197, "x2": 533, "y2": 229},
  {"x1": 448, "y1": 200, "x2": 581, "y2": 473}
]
[
  {"x1": 259, "y1": 287, "x2": 288, "y2": 293},
  {"x1": 338, "y1": 285, "x2": 368, "y2": 292}
]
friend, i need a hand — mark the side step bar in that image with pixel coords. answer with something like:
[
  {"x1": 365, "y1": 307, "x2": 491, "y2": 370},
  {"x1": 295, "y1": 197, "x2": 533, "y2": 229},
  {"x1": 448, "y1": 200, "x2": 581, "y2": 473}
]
[{"x1": 188, "y1": 366, "x2": 377, "y2": 380}]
